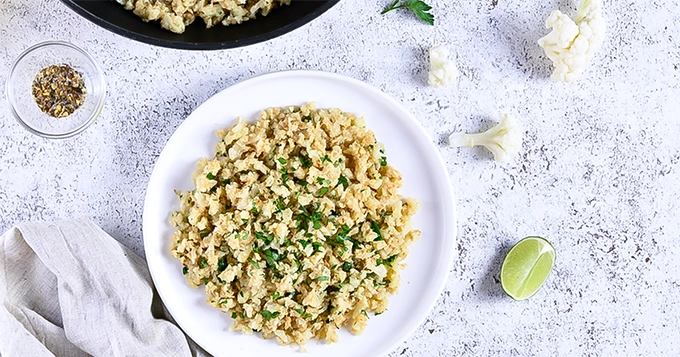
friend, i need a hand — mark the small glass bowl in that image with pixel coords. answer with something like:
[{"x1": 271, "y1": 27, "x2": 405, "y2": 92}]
[{"x1": 5, "y1": 41, "x2": 106, "y2": 139}]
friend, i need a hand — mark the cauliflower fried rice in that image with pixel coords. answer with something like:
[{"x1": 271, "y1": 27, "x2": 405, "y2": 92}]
[
  {"x1": 169, "y1": 103, "x2": 420, "y2": 346},
  {"x1": 117, "y1": 0, "x2": 290, "y2": 34}
]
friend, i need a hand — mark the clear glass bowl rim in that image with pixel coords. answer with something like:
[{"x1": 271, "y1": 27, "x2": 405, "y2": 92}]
[{"x1": 5, "y1": 40, "x2": 106, "y2": 139}]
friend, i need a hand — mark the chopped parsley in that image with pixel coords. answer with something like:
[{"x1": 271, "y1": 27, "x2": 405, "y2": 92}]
[
  {"x1": 255, "y1": 231, "x2": 274, "y2": 245},
  {"x1": 316, "y1": 276, "x2": 330, "y2": 281},
  {"x1": 317, "y1": 187, "x2": 329, "y2": 197},
  {"x1": 275, "y1": 198, "x2": 286, "y2": 212},
  {"x1": 296, "y1": 203, "x2": 324, "y2": 231},
  {"x1": 217, "y1": 256, "x2": 228, "y2": 272},
  {"x1": 199, "y1": 231, "x2": 210, "y2": 238},
  {"x1": 199, "y1": 257, "x2": 208, "y2": 269},
  {"x1": 294, "y1": 308, "x2": 311, "y2": 319},
  {"x1": 261, "y1": 310, "x2": 280, "y2": 321},
  {"x1": 371, "y1": 221, "x2": 384, "y2": 241},
  {"x1": 299, "y1": 154, "x2": 313, "y2": 168},
  {"x1": 342, "y1": 262, "x2": 353, "y2": 272},
  {"x1": 182, "y1": 266, "x2": 188, "y2": 275},
  {"x1": 263, "y1": 249, "x2": 281, "y2": 267},
  {"x1": 248, "y1": 258, "x2": 261, "y2": 269},
  {"x1": 320, "y1": 155, "x2": 331, "y2": 164},
  {"x1": 278, "y1": 157, "x2": 287, "y2": 165},
  {"x1": 206, "y1": 173, "x2": 216, "y2": 180},
  {"x1": 337, "y1": 175, "x2": 349, "y2": 190},
  {"x1": 380, "y1": 156, "x2": 387, "y2": 166}
]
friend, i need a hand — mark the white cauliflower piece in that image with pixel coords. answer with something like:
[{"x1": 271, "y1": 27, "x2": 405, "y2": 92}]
[
  {"x1": 537, "y1": 0, "x2": 606, "y2": 82},
  {"x1": 428, "y1": 46, "x2": 460, "y2": 88},
  {"x1": 449, "y1": 114, "x2": 522, "y2": 163}
]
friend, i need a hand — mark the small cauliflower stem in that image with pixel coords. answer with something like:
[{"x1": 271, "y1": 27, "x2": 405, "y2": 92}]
[
  {"x1": 537, "y1": 0, "x2": 605, "y2": 82},
  {"x1": 449, "y1": 114, "x2": 522, "y2": 163},
  {"x1": 428, "y1": 46, "x2": 460, "y2": 87}
]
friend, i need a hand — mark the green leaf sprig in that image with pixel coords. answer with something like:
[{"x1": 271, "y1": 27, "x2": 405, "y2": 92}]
[{"x1": 381, "y1": 0, "x2": 434, "y2": 25}]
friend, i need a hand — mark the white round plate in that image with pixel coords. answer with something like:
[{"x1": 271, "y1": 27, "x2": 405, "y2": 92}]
[{"x1": 143, "y1": 70, "x2": 456, "y2": 357}]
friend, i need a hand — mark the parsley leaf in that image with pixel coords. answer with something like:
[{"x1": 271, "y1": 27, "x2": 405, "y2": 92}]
[
  {"x1": 371, "y1": 221, "x2": 384, "y2": 241},
  {"x1": 217, "y1": 256, "x2": 228, "y2": 272},
  {"x1": 381, "y1": 0, "x2": 434, "y2": 25},
  {"x1": 317, "y1": 187, "x2": 329, "y2": 197},
  {"x1": 261, "y1": 310, "x2": 280, "y2": 321},
  {"x1": 248, "y1": 258, "x2": 261, "y2": 269},
  {"x1": 299, "y1": 154, "x2": 313, "y2": 168},
  {"x1": 337, "y1": 175, "x2": 349, "y2": 190}
]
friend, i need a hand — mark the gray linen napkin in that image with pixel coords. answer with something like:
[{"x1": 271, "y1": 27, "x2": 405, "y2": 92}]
[{"x1": 0, "y1": 219, "x2": 193, "y2": 357}]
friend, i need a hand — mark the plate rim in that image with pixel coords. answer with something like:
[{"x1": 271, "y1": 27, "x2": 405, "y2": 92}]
[{"x1": 142, "y1": 69, "x2": 457, "y2": 356}]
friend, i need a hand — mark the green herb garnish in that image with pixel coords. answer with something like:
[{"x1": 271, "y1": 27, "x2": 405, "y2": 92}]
[
  {"x1": 337, "y1": 175, "x2": 349, "y2": 190},
  {"x1": 217, "y1": 256, "x2": 228, "y2": 272},
  {"x1": 248, "y1": 258, "x2": 261, "y2": 269},
  {"x1": 371, "y1": 221, "x2": 384, "y2": 241},
  {"x1": 182, "y1": 266, "x2": 188, "y2": 275},
  {"x1": 261, "y1": 310, "x2": 280, "y2": 321},
  {"x1": 255, "y1": 231, "x2": 274, "y2": 245},
  {"x1": 278, "y1": 157, "x2": 287, "y2": 165},
  {"x1": 275, "y1": 198, "x2": 286, "y2": 212},
  {"x1": 381, "y1": 0, "x2": 434, "y2": 25},
  {"x1": 263, "y1": 249, "x2": 281, "y2": 267},
  {"x1": 316, "y1": 276, "x2": 330, "y2": 281},
  {"x1": 206, "y1": 173, "x2": 216, "y2": 180},
  {"x1": 317, "y1": 187, "x2": 329, "y2": 197},
  {"x1": 342, "y1": 262, "x2": 353, "y2": 272},
  {"x1": 299, "y1": 154, "x2": 313, "y2": 168},
  {"x1": 380, "y1": 156, "x2": 387, "y2": 166},
  {"x1": 199, "y1": 257, "x2": 208, "y2": 269}
]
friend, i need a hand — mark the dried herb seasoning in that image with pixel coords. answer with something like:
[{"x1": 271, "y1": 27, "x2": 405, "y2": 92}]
[{"x1": 31, "y1": 64, "x2": 86, "y2": 118}]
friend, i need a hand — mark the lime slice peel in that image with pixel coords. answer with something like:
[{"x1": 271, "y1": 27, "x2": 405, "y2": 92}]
[{"x1": 500, "y1": 236, "x2": 555, "y2": 301}]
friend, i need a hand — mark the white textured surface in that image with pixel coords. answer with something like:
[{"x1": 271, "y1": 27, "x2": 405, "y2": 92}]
[{"x1": 1, "y1": 0, "x2": 679, "y2": 355}]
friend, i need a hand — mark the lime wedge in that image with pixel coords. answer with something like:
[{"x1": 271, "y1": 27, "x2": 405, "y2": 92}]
[{"x1": 500, "y1": 236, "x2": 555, "y2": 301}]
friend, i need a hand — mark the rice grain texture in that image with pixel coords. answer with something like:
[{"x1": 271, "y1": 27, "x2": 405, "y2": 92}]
[
  {"x1": 117, "y1": 0, "x2": 291, "y2": 34},
  {"x1": 170, "y1": 103, "x2": 420, "y2": 346}
]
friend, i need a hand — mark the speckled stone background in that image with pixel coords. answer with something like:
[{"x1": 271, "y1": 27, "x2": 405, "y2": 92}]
[{"x1": 1, "y1": 0, "x2": 679, "y2": 355}]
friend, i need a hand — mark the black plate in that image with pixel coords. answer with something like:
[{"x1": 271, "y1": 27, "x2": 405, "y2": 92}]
[{"x1": 61, "y1": 0, "x2": 339, "y2": 50}]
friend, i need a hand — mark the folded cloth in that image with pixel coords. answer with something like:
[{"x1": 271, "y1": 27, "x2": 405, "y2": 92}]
[{"x1": 0, "y1": 219, "x2": 193, "y2": 357}]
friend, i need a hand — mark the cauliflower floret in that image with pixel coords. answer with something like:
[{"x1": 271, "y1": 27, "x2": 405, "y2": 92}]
[
  {"x1": 427, "y1": 46, "x2": 460, "y2": 88},
  {"x1": 449, "y1": 114, "x2": 522, "y2": 163},
  {"x1": 537, "y1": 0, "x2": 606, "y2": 82}
]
